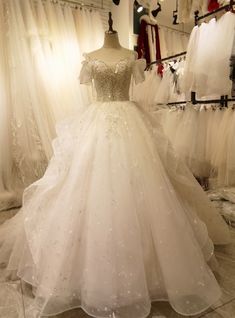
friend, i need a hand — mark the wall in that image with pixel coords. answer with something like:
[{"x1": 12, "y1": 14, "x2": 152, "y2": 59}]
[
  {"x1": 110, "y1": 0, "x2": 194, "y2": 50},
  {"x1": 111, "y1": 0, "x2": 133, "y2": 48},
  {"x1": 83, "y1": 0, "x2": 112, "y2": 29}
]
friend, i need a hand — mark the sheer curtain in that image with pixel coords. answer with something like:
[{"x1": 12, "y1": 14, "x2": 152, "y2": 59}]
[{"x1": 0, "y1": 0, "x2": 104, "y2": 211}]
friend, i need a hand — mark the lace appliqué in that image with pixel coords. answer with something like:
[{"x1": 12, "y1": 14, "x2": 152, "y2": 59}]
[
  {"x1": 92, "y1": 59, "x2": 133, "y2": 102},
  {"x1": 103, "y1": 107, "x2": 122, "y2": 139},
  {"x1": 80, "y1": 55, "x2": 146, "y2": 102}
]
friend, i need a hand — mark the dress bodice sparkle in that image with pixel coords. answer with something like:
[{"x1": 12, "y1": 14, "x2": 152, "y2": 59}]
[
  {"x1": 80, "y1": 54, "x2": 146, "y2": 102},
  {"x1": 93, "y1": 60, "x2": 133, "y2": 102}
]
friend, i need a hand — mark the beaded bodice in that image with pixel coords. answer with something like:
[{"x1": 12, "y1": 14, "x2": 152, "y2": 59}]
[
  {"x1": 93, "y1": 60, "x2": 132, "y2": 102},
  {"x1": 80, "y1": 55, "x2": 146, "y2": 102}
]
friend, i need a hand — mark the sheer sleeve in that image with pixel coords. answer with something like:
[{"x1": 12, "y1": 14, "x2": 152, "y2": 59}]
[
  {"x1": 133, "y1": 59, "x2": 146, "y2": 85},
  {"x1": 79, "y1": 60, "x2": 92, "y2": 85}
]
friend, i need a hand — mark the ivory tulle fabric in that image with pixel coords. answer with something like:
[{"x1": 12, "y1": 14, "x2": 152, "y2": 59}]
[
  {"x1": 132, "y1": 66, "x2": 162, "y2": 111},
  {"x1": 157, "y1": 104, "x2": 235, "y2": 187},
  {"x1": 0, "y1": 0, "x2": 104, "y2": 211},
  {"x1": 183, "y1": 12, "x2": 235, "y2": 98},
  {"x1": 0, "y1": 55, "x2": 230, "y2": 318},
  {"x1": 133, "y1": 59, "x2": 186, "y2": 110}
]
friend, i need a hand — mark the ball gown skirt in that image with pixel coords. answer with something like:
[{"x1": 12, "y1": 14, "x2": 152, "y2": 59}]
[{"x1": 0, "y1": 56, "x2": 230, "y2": 318}]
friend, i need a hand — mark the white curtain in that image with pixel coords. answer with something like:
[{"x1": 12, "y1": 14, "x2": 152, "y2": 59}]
[{"x1": 0, "y1": 0, "x2": 104, "y2": 211}]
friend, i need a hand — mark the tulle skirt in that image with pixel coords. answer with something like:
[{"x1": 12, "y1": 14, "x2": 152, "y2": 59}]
[
  {"x1": 158, "y1": 105, "x2": 235, "y2": 188},
  {"x1": 0, "y1": 101, "x2": 230, "y2": 318},
  {"x1": 158, "y1": 105, "x2": 210, "y2": 178},
  {"x1": 213, "y1": 107, "x2": 235, "y2": 186}
]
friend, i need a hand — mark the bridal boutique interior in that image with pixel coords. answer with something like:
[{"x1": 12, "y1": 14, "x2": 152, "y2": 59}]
[{"x1": 0, "y1": 0, "x2": 235, "y2": 317}]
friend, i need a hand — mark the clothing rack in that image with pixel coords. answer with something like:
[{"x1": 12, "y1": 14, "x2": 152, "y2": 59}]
[
  {"x1": 146, "y1": 51, "x2": 187, "y2": 70},
  {"x1": 191, "y1": 92, "x2": 235, "y2": 107},
  {"x1": 41, "y1": 0, "x2": 104, "y2": 10},
  {"x1": 167, "y1": 93, "x2": 235, "y2": 107},
  {"x1": 194, "y1": 0, "x2": 235, "y2": 25},
  {"x1": 167, "y1": 100, "x2": 190, "y2": 106},
  {"x1": 162, "y1": 1, "x2": 235, "y2": 107}
]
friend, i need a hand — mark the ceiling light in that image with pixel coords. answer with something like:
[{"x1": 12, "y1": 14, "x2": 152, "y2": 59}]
[{"x1": 134, "y1": 0, "x2": 143, "y2": 13}]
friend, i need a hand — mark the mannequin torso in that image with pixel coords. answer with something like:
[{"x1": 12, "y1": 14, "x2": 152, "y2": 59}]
[{"x1": 86, "y1": 32, "x2": 136, "y2": 63}]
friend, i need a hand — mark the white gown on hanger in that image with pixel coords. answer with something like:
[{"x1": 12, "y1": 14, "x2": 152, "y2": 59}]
[
  {"x1": 0, "y1": 53, "x2": 230, "y2": 318},
  {"x1": 183, "y1": 12, "x2": 235, "y2": 98}
]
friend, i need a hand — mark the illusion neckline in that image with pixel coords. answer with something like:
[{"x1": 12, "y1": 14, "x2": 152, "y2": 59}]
[{"x1": 83, "y1": 52, "x2": 137, "y2": 67}]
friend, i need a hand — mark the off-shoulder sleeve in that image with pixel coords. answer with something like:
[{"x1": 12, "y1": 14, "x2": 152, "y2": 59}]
[
  {"x1": 132, "y1": 59, "x2": 146, "y2": 85},
  {"x1": 79, "y1": 60, "x2": 92, "y2": 85}
]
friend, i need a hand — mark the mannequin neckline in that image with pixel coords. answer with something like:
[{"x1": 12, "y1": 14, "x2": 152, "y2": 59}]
[{"x1": 83, "y1": 53, "x2": 138, "y2": 66}]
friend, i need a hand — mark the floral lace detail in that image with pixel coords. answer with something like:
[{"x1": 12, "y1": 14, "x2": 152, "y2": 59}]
[
  {"x1": 80, "y1": 54, "x2": 146, "y2": 102},
  {"x1": 92, "y1": 59, "x2": 133, "y2": 102}
]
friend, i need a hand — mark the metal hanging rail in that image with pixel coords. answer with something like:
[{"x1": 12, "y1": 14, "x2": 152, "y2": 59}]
[
  {"x1": 194, "y1": 0, "x2": 235, "y2": 25},
  {"x1": 42, "y1": 0, "x2": 105, "y2": 10},
  {"x1": 161, "y1": 51, "x2": 187, "y2": 62},
  {"x1": 166, "y1": 93, "x2": 235, "y2": 107},
  {"x1": 158, "y1": 24, "x2": 190, "y2": 35},
  {"x1": 166, "y1": 100, "x2": 190, "y2": 106},
  {"x1": 154, "y1": 0, "x2": 235, "y2": 107},
  {"x1": 146, "y1": 51, "x2": 187, "y2": 70},
  {"x1": 191, "y1": 92, "x2": 235, "y2": 107}
]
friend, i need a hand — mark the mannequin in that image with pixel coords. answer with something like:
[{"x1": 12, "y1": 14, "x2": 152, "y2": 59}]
[
  {"x1": 0, "y1": 8, "x2": 230, "y2": 318},
  {"x1": 86, "y1": 13, "x2": 135, "y2": 62}
]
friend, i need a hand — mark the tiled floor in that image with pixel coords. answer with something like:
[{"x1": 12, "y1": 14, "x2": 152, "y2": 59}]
[{"x1": 0, "y1": 205, "x2": 235, "y2": 318}]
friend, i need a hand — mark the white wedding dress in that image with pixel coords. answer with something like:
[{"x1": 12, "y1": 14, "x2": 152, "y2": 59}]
[{"x1": 0, "y1": 53, "x2": 230, "y2": 318}]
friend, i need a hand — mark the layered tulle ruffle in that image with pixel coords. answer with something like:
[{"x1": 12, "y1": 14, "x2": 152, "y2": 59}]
[{"x1": 0, "y1": 101, "x2": 230, "y2": 317}]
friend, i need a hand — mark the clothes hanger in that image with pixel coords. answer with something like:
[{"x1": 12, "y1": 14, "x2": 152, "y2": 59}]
[
  {"x1": 173, "y1": 0, "x2": 179, "y2": 25},
  {"x1": 112, "y1": 0, "x2": 120, "y2": 5},
  {"x1": 151, "y1": 2, "x2": 162, "y2": 18},
  {"x1": 230, "y1": 0, "x2": 235, "y2": 13}
]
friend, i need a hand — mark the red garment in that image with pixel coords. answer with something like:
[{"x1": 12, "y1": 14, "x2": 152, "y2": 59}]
[
  {"x1": 208, "y1": 0, "x2": 220, "y2": 12},
  {"x1": 137, "y1": 19, "x2": 163, "y2": 75}
]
